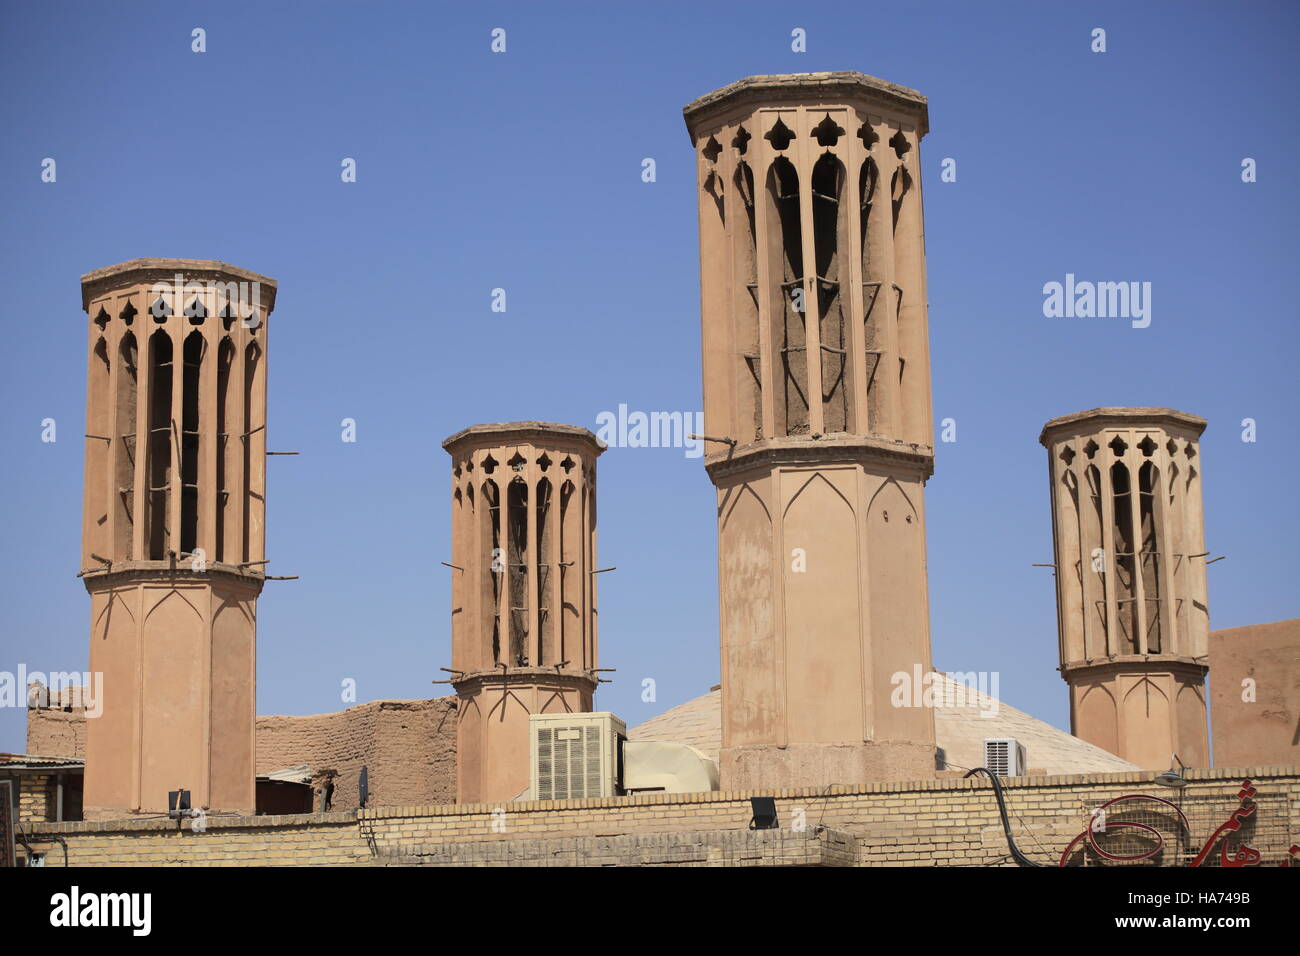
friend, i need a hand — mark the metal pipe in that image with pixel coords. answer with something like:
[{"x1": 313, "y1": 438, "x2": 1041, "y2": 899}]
[{"x1": 687, "y1": 433, "x2": 737, "y2": 449}]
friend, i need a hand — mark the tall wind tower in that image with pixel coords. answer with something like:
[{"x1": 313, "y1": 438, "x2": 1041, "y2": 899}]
[
  {"x1": 1040, "y1": 408, "x2": 1211, "y2": 770},
  {"x1": 78, "y1": 258, "x2": 276, "y2": 818},
  {"x1": 684, "y1": 73, "x2": 938, "y2": 789},
  {"x1": 443, "y1": 423, "x2": 604, "y2": 803}
]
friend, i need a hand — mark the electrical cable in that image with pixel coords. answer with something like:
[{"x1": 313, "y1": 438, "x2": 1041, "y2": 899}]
[{"x1": 963, "y1": 767, "x2": 1046, "y2": 867}]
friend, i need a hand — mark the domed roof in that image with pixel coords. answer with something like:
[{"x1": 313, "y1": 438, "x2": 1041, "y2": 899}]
[{"x1": 629, "y1": 672, "x2": 1140, "y2": 776}]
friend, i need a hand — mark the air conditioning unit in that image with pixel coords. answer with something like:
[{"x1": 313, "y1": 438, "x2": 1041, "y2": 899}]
[
  {"x1": 983, "y1": 738, "x2": 1027, "y2": 778},
  {"x1": 530, "y1": 712, "x2": 626, "y2": 801},
  {"x1": 622, "y1": 741, "x2": 719, "y2": 794}
]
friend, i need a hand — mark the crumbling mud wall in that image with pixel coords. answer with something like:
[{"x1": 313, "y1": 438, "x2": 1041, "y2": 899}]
[{"x1": 27, "y1": 694, "x2": 459, "y2": 809}]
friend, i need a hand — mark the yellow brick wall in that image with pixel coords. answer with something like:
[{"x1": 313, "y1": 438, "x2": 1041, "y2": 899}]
[
  {"x1": 20, "y1": 766, "x2": 1299, "y2": 867},
  {"x1": 18, "y1": 774, "x2": 53, "y2": 824},
  {"x1": 20, "y1": 812, "x2": 370, "y2": 867}
]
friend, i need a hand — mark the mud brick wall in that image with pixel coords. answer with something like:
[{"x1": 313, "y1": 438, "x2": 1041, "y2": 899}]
[
  {"x1": 25, "y1": 704, "x2": 86, "y2": 758},
  {"x1": 1209, "y1": 618, "x2": 1300, "y2": 768},
  {"x1": 26, "y1": 695, "x2": 460, "y2": 811},
  {"x1": 255, "y1": 697, "x2": 458, "y2": 809}
]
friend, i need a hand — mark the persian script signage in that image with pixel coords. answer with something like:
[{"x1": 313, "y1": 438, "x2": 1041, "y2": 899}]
[{"x1": 1059, "y1": 779, "x2": 1298, "y2": 867}]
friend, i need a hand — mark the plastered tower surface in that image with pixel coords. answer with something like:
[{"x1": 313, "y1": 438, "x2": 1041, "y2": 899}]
[
  {"x1": 443, "y1": 423, "x2": 604, "y2": 803},
  {"x1": 1040, "y1": 408, "x2": 1211, "y2": 771},
  {"x1": 78, "y1": 258, "x2": 276, "y2": 818},
  {"x1": 684, "y1": 73, "x2": 938, "y2": 790}
]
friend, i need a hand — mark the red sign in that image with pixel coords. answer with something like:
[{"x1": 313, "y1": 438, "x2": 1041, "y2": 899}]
[{"x1": 1059, "y1": 779, "x2": 1279, "y2": 867}]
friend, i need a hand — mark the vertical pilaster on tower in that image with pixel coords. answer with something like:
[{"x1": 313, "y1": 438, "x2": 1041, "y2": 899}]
[
  {"x1": 685, "y1": 73, "x2": 938, "y2": 790},
  {"x1": 1039, "y1": 408, "x2": 1211, "y2": 770},
  {"x1": 442, "y1": 422, "x2": 604, "y2": 803},
  {"x1": 77, "y1": 259, "x2": 276, "y2": 818}
]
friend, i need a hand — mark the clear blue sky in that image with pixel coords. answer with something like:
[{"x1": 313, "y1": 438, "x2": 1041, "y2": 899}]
[{"x1": 1, "y1": 1, "x2": 1296, "y2": 754}]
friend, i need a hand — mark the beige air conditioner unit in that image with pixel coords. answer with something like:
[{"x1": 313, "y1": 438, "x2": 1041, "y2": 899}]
[
  {"x1": 622, "y1": 740, "x2": 719, "y2": 794},
  {"x1": 530, "y1": 712, "x2": 626, "y2": 801}
]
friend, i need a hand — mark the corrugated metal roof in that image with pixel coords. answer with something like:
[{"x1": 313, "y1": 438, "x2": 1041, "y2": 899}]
[
  {"x1": 257, "y1": 764, "x2": 311, "y2": 785},
  {"x1": 0, "y1": 753, "x2": 85, "y2": 770}
]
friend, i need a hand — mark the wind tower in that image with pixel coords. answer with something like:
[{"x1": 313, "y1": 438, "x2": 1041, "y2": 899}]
[
  {"x1": 1040, "y1": 407, "x2": 1211, "y2": 770},
  {"x1": 684, "y1": 73, "x2": 939, "y2": 788},
  {"x1": 443, "y1": 422, "x2": 604, "y2": 802},
  {"x1": 78, "y1": 258, "x2": 275, "y2": 818}
]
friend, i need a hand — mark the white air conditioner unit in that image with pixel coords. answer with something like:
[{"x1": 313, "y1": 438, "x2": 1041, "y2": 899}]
[
  {"x1": 530, "y1": 712, "x2": 626, "y2": 801},
  {"x1": 983, "y1": 738, "x2": 1027, "y2": 778}
]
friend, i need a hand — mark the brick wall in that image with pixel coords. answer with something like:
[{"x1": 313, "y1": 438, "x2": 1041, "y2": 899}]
[
  {"x1": 20, "y1": 766, "x2": 1298, "y2": 867},
  {"x1": 17, "y1": 773, "x2": 53, "y2": 823},
  {"x1": 378, "y1": 827, "x2": 860, "y2": 867},
  {"x1": 21, "y1": 811, "x2": 371, "y2": 867}
]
